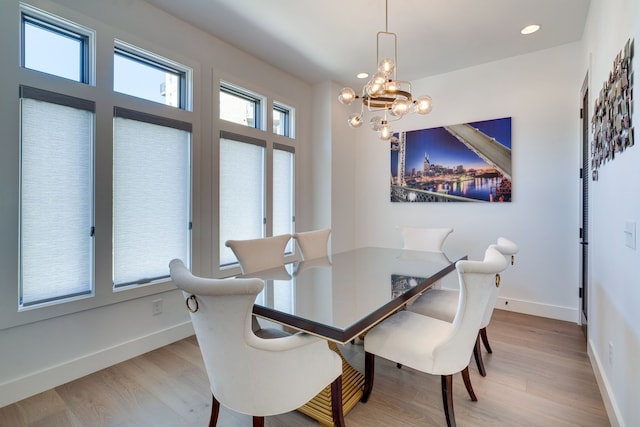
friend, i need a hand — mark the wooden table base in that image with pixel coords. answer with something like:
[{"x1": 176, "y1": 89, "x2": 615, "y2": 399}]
[{"x1": 297, "y1": 342, "x2": 364, "y2": 426}]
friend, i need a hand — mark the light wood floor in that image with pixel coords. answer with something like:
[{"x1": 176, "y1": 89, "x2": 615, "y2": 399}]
[{"x1": 0, "y1": 310, "x2": 609, "y2": 427}]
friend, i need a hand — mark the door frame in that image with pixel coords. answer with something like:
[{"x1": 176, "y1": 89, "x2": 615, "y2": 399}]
[{"x1": 579, "y1": 71, "x2": 590, "y2": 340}]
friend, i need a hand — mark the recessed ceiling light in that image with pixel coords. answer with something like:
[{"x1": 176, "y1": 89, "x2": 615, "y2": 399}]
[
  {"x1": 357, "y1": 72, "x2": 369, "y2": 79},
  {"x1": 521, "y1": 24, "x2": 541, "y2": 35}
]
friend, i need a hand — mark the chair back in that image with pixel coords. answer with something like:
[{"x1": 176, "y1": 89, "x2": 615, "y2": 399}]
[
  {"x1": 169, "y1": 259, "x2": 264, "y2": 408},
  {"x1": 294, "y1": 228, "x2": 331, "y2": 260},
  {"x1": 400, "y1": 226, "x2": 453, "y2": 252},
  {"x1": 496, "y1": 236, "x2": 519, "y2": 264},
  {"x1": 225, "y1": 234, "x2": 292, "y2": 273},
  {"x1": 169, "y1": 259, "x2": 342, "y2": 416},
  {"x1": 480, "y1": 237, "x2": 519, "y2": 328},
  {"x1": 432, "y1": 246, "x2": 507, "y2": 374}
]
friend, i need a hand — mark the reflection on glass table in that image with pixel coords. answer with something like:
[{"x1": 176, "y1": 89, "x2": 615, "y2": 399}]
[{"x1": 243, "y1": 246, "x2": 466, "y2": 344}]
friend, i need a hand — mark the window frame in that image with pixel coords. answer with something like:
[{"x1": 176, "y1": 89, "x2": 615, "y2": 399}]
[
  {"x1": 18, "y1": 85, "x2": 96, "y2": 309},
  {"x1": 220, "y1": 81, "x2": 265, "y2": 130},
  {"x1": 113, "y1": 40, "x2": 192, "y2": 111},
  {"x1": 273, "y1": 102, "x2": 293, "y2": 138},
  {"x1": 112, "y1": 107, "x2": 193, "y2": 289},
  {"x1": 20, "y1": 3, "x2": 95, "y2": 85},
  {"x1": 218, "y1": 131, "x2": 267, "y2": 269},
  {"x1": 272, "y1": 143, "x2": 296, "y2": 254}
]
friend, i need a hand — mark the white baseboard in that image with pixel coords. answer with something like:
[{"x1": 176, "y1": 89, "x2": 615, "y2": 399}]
[
  {"x1": 588, "y1": 337, "x2": 624, "y2": 427},
  {"x1": 495, "y1": 296, "x2": 579, "y2": 323},
  {"x1": 0, "y1": 321, "x2": 194, "y2": 408}
]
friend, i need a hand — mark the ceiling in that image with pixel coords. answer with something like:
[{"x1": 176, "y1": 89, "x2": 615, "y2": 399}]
[{"x1": 144, "y1": 0, "x2": 591, "y2": 88}]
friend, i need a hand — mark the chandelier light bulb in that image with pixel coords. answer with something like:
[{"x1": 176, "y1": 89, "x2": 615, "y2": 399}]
[
  {"x1": 390, "y1": 98, "x2": 410, "y2": 116},
  {"x1": 348, "y1": 113, "x2": 363, "y2": 128},
  {"x1": 369, "y1": 116, "x2": 384, "y2": 131},
  {"x1": 372, "y1": 71, "x2": 387, "y2": 85},
  {"x1": 368, "y1": 82, "x2": 385, "y2": 97},
  {"x1": 414, "y1": 95, "x2": 433, "y2": 114},
  {"x1": 385, "y1": 80, "x2": 399, "y2": 93},
  {"x1": 379, "y1": 124, "x2": 392, "y2": 140},
  {"x1": 338, "y1": 87, "x2": 356, "y2": 105},
  {"x1": 378, "y1": 58, "x2": 395, "y2": 74}
]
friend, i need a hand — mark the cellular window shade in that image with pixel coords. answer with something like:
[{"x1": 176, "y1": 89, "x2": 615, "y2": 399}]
[
  {"x1": 20, "y1": 96, "x2": 94, "y2": 307},
  {"x1": 219, "y1": 134, "x2": 265, "y2": 266},
  {"x1": 113, "y1": 113, "x2": 191, "y2": 287},
  {"x1": 273, "y1": 146, "x2": 294, "y2": 253}
]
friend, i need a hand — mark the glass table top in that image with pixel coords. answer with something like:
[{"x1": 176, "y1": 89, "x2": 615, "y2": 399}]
[{"x1": 241, "y1": 246, "x2": 466, "y2": 343}]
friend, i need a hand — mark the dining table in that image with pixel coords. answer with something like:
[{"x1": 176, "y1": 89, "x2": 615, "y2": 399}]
[{"x1": 240, "y1": 246, "x2": 467, "y2": 426}]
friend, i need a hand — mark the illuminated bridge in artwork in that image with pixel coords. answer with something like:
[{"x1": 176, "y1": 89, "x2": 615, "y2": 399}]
[
  {"x1": 443, "y1": 123, "x2": 512, "y2": 181},
  {"x1": 390, "y1": 185, "x2": 484, "y2": 202},
  {"x1": 391, "y1": 123, "x2": 512, "y2": 202}
]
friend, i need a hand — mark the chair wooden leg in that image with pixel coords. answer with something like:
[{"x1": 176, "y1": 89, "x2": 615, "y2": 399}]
[
  {"x1": 361, "y1": 351, "x2": 375, "y2": 403},
  {"x1": 209, "y1": 394, "x2": 220, "y2": 427},
  {"x1": 480, "y1": 327, "x2": 492, "y2": 353},
  {"x1": 441, "y1": 374, "x2": 456, "y2": 427},
  {"x1": 252, "y1": 416, "x2": 264, "y2": 427},
  {"x1": 331, "y1": 376, "x2": 346, "y2": 427},
  {"x1": 461, "y1": 366, "x2": 478, "y2": 402},
  {"x1": 474, "y1": 334, "x2": 487, "y2": 377}
]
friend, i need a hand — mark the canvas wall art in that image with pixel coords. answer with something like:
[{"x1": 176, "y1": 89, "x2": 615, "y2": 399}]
[{"x1": 390, "y1": 117, "x2": 512, "y2": 203}]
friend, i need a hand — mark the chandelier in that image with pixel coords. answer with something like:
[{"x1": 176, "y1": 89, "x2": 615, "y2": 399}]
[{"x1": 338, "y1": 0, "x2": 432, "y2": 140}]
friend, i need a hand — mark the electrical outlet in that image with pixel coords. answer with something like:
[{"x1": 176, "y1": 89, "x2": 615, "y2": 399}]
[
  {"x1": 152, "y1": 299, "x2": 163, "y2": 316},
  {"x1": 624, "y1": 221, "x2": 636, "y2": 249},
  {"x1": 608, "y1": 341, "x2": 613, "y2": 366}
]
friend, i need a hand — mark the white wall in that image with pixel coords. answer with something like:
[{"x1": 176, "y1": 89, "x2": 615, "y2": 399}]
[
  {"x1": 0, "y1": 0, "x2": 313, "y2": 407},
  {"x1": 323, "y1": 0, "x2": 640, "y2": 423},
  {"x1": 582, "y1": 0, "x2": 640, "y2": 425},
  {"x1": 330, "y1": 42, "x2": 584, "y2": 322}
]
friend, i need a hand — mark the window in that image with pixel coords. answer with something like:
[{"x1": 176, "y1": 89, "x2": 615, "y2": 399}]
[
  {"x1": 113, "y1": 108, "x2": 192, "y2": 287},
  {"x1": 273, "y1": 103, "x2": 292, "y2": 137},
  {"x1": 19, "y1": 86, "x2": 95, "y2": 308},
  {"x1": 114, "y1": 42, "x2": 189, "y2": 109},
  {"x1": 21, "y1": 4, "x2": 93, "y2": 83},
  {"x1": 219, "y1": 132, "x2": 266, "y2": 266},
  {"x1": 217, "y1": 82, "x2": 297, "y2": 268},
  {"x1": 7, "y1": 3, "x2": 197, "y2": 328},
  {"x1": 220, "y1": 83, "x2": 262, "y2": 129},
  {"x1": 273, "y1": 144, "x2": 295, "y2": 253}
]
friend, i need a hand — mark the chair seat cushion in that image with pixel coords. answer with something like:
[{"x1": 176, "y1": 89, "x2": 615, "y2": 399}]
[
  {"x1": 364, "y1": 310, "x2": 452, "y2": 373},
  {"x1": 407, "y1": 288, "x2": 458, "y2": 323}
]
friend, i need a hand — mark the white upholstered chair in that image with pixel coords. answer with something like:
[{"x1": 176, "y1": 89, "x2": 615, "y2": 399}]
[
  {"x1": 400, "y1": 226, "x2": 453, "y2": 297},
  {"x1": 293, "y1": 228, "x2": 331, "y2": 260},
  {"x1": 361, "y1": 246, "x2": 507, "y2": 427},
  {"x1": 407, "y1": 237, "x2": 519, "y2": 376},
  {"x1": 478, "y1": 237, "x2": 519, "y2": 353},
  {"x1": 399, "y1": 226, "x2": 453, "y2": 252},
  {"x1": 169, "y1": 259, "x2": 345, "y2": 427},
  {"x1": 225, "y1": 233, "x2": 292, "y2": 274},
  {"x1": 225, "y1": 233, "x2": 292, "y2": 337}
]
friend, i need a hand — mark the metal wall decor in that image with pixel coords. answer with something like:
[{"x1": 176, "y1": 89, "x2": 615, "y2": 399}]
[{"x1": 591, "y1": 38, "x2": 634, "y2": 181}]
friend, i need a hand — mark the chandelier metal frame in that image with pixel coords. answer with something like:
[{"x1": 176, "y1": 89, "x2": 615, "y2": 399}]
[{"x1": 338, "y1": 0, "x2": 432, "y2": 140}]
